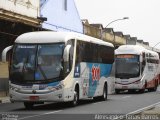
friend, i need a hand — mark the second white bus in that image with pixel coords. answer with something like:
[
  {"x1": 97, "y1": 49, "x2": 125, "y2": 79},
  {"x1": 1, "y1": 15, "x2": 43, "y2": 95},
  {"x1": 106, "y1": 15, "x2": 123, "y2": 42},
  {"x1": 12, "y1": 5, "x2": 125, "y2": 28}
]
[{"x1": 115, "y1": 45, "x2": 160, "y2": 93}]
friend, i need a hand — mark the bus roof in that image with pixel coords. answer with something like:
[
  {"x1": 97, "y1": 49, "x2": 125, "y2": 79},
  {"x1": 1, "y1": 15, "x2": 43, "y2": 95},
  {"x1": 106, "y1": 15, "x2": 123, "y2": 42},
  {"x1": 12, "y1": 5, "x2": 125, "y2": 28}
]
[
  {"x1": 15, "y1": 31, "x2": 113, "y2": 47},
  {"x1": 115, "y1": 45, "x2": 159, "y2": 58},
  {"x1": 115, "y1": 45, "x2": 146, "y2": 55}
]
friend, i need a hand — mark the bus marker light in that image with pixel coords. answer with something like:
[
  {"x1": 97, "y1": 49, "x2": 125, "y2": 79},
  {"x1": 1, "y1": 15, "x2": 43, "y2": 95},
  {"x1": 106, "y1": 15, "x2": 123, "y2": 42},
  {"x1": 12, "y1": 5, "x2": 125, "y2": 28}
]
[{"x1": 122, "y1": 86, "x2": 128, "y2": 89}]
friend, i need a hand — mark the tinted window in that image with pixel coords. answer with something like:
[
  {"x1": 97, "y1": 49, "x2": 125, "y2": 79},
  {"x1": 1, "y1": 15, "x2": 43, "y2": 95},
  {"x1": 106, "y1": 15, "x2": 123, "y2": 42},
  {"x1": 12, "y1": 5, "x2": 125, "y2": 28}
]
[{"x1": 76, "y1": 40, "x2": 114, "y2": 64}]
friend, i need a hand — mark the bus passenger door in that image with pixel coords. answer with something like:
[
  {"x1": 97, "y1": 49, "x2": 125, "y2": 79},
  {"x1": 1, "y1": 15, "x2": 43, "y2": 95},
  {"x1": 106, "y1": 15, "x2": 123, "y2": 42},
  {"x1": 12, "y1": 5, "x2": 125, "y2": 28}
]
[{"x1": 80, "y1": 63, "x2": 89, "y2": 97}]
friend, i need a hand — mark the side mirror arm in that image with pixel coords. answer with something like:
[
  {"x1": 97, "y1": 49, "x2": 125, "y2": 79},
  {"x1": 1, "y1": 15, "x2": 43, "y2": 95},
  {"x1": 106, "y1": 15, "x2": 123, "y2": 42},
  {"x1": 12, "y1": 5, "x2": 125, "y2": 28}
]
[
  {"x1": 2, "y1": 45, "x2": 13, "y2": 62},
  {"x1": 63, "y1": 45, "x2": 71, "y2": 62}
]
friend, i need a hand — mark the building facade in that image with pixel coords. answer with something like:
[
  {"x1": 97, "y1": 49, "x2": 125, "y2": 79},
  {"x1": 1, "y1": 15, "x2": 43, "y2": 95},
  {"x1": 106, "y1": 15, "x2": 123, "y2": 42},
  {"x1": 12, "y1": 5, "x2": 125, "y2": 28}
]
[
  {"x1": 40, "y1": 0, "x2": 83, "y2": 33},
  {"x1": 0, "y1": 0, "x2": 42, "y2": 61}
]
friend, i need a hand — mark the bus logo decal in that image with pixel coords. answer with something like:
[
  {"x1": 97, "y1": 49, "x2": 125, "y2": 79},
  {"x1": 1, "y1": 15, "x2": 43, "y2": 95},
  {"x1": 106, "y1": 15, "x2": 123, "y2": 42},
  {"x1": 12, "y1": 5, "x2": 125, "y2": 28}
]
[
  {"x1": 74, "y1": 64, "x2": 80, "y2": 78},
  {"x1": 91, "y1": 64, "x2": 100, "y2": 84}
]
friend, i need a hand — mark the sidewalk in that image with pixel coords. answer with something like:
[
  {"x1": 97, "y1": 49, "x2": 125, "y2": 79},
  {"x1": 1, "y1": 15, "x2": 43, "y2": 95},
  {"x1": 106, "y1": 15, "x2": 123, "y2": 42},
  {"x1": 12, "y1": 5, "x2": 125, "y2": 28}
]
[
  {"x1": 138, "y1": 86, "x2": 160, "y2": 116},
  {"x1": 0, "y1": 96, "x2": 10, "y2": 103},
  {"x1": 0, "y1": 62, "x2": 9, "y2": 104},
  {"x1": 142, "y1": 104, "x2": 160, "y2": 115},
  {"x1": 0, "y1": 62, "x2": 8, "y2": 78}
]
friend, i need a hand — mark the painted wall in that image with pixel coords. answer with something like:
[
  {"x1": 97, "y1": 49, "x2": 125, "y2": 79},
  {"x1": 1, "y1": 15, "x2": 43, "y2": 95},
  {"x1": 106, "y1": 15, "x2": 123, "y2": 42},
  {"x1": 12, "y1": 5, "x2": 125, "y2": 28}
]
[
  {"x1": 0, "y1": 0, "x2": 39, "y2": 18},
  {"x1": 40, "y1": 0, "x2": 83, "y2": 33},
  {"x1": 115, "y1": 35, "x2": 126, "y2": 45},
  {"x1": 83, "y1": 24, "x2": 102, "y2": 39},
  {"x1": 102, "y1": 32, "x2": 114, "y2": 43}
]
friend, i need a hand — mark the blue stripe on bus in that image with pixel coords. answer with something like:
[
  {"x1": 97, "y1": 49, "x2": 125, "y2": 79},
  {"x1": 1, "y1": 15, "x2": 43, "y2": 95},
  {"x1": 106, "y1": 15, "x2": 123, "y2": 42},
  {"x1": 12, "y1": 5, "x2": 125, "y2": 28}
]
[
  {"x1": 87, "y1": 63, "x2": 112, "y2": 97},
  {"x1": 48, "y1": 81, "x2": 60, "y2": 87}
]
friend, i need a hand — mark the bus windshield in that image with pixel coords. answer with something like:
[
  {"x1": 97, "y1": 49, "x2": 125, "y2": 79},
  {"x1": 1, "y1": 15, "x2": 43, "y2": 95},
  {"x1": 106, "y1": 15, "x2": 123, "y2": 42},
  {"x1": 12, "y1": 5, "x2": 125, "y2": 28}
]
[
  {"x1": 10, "y1": 43, "x2": 64, "y2": 84},
  {"x1": 115, "y1": 55, "x2": 140, "y2": 79}
]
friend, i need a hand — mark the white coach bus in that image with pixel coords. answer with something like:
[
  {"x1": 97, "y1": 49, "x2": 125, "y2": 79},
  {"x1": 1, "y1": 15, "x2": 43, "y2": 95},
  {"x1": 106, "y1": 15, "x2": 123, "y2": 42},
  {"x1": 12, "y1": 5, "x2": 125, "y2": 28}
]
[
  {"x1": 2, "y1": 32, "x2": 114, "y2": 109},
  {"x1": 115, "y1": 45, "x2": 160, "y2": 93}
]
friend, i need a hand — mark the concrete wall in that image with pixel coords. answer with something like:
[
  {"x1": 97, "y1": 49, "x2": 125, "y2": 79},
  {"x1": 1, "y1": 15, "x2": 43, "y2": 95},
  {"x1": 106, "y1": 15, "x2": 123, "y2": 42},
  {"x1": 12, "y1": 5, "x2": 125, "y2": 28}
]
[
  {"x1": 83, "y1": 24, "x2": 102, "y2": 39},
  {"x1": 129, "y1": 37, "x2": 137, "y2": 45},
  {"x1": 114, "y1": 35, "x2": 126, "y2": 45},
  {"x1": 128, "y1": 39, "x2": 136, "y2": 45},
  {"x1": 102, "y1": 32, "x2": 114, "y2": 43},
  {"x1": 0, "y1": 0, "x2": 40, "y2": 18},
  {"x1": 0, "y1": 62, "x2": 9, "y2": 97},
  {"x1": 83, "y1": 20, "x2": 127, "y2": 47}
]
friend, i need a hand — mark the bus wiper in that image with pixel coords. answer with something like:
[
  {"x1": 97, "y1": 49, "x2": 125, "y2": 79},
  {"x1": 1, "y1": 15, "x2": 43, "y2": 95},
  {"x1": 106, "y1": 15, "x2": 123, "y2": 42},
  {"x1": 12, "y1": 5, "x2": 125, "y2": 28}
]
[
  {"x1": 22, "y1": 55, "x2": 30, "y2": 73},
  {"x1": 37, "y1": 64, "x2": 48, "y2": 80}
]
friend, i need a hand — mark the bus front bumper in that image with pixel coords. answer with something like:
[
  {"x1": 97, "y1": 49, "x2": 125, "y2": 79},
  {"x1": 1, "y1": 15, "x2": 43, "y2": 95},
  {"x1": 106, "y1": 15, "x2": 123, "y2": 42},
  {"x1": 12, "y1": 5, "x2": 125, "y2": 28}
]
[
  {"x1": 115, "y1": 83, "x2": 143, "y2": 90},
  {"x1": 10, "y1": 88, "x2": 74, "y2": 103}
]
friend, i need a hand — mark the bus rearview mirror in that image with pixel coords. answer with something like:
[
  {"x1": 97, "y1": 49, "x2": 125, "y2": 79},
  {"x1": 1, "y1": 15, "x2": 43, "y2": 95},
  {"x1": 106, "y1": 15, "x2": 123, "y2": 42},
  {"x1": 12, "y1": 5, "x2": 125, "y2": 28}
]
[
  {"x1": 63, "y1": 45, "x2": 71, "y2": 62},
  {"x1": 2, "y1": 45, "x2": 13, "y2": 62}
]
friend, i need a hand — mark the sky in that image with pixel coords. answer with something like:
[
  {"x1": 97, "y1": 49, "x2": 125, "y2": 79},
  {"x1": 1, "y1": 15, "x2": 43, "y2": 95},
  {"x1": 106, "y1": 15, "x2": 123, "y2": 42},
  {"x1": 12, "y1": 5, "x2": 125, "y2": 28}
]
[{"x1": 74, "y1": 0, "x2": 160, "y2": 48}]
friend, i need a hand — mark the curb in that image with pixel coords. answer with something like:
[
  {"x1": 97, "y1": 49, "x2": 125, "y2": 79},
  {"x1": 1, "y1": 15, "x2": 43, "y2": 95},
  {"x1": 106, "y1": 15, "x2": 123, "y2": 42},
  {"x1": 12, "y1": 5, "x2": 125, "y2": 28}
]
[{"x1": 113, "y1": 102, "x2": 160, "y2": 120}]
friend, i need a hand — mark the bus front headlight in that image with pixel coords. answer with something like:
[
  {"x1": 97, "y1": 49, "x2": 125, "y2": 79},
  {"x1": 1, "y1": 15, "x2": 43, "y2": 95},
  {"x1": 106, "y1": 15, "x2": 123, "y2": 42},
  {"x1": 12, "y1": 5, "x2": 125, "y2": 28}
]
[
  {"x1": 10, "y1": 85, "x2": 20, "y2": 92},
  {"x1": 48, "y1": 82, "x2": 64, "y2": 91}
]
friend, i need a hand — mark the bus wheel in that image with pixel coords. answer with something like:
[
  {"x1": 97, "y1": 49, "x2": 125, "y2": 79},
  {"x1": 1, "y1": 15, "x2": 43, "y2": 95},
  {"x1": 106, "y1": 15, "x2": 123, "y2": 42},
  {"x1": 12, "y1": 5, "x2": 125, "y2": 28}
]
[
  {"x1": 139, "y1": 81, "x2": 147, "y2": 93},
  {"x1": 115, "y1": 89, "x2": 120, "y2": 94},
  {"x1": 139, "y1": 88, "x2": 145, "y2": 93},
  {"x1": 153, "y1": 80, "x2": 158, "y2": 91},
  {"x1": 128, "y1": 90, "x2": 135, "y2": 93},
  {"x1": 24, "y1": 102, "x2": 34, "y2": 110},
  {"x1": 149, "y1": 80, "x2": 158, "y2": 92},
  {"x1": 100, "y1": 83, "x2": 108, "y2": 101},
  {"x1": 71, "y1": 89, "x2": 79, "y2": 107}
]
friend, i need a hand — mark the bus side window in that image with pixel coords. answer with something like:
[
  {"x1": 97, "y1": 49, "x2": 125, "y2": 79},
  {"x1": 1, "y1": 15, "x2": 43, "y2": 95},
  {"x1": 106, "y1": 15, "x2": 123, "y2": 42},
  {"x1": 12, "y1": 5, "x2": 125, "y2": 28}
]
[
  {"x1": 142, "y1": 53, "x2": 146, "y2": 65},
  {"x1": 69, "y1": 48, "x2": 73, "y2": 71},
  {"x1": 75, "y1": 40, "x2": 83, "y2": 65},
  {"x1": 141, "y1": 52, "x2": 146, "y2": 74}
]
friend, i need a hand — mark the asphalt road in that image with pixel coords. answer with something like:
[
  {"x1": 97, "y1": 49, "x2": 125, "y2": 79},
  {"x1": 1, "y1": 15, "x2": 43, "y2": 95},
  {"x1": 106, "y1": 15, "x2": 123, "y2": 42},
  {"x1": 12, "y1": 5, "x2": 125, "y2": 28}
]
[{"x1": 1, "y1": 90, "x2": 160, "y2": 120}]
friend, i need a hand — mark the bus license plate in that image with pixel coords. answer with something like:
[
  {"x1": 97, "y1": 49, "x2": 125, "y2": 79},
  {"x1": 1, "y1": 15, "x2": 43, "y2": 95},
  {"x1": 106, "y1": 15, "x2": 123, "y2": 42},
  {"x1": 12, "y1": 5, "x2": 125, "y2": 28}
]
[
  {"x1": 29, "y1": 96, "x2": 39, "y2": 101},
  {"x1": 122, "y1": 86, "x2": 128, "y2": 89}
]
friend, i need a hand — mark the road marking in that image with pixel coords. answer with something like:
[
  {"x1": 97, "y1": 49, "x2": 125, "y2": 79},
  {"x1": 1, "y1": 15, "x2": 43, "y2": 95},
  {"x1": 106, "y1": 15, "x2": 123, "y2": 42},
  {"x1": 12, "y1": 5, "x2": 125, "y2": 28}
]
[
  {"x1": 19, "y1": 110, "x2": 62, "y2": 120},
  {"x1": 121, "y1": 96, "x2": 131, "y2": 99},
  {"x1": 113, "y1": 101, "x2": 160, "y2": 120},
  {"x1": 127, "y1": 101, "x2": 160, "y2": 115},
  {"x1": 93, "y1": 102, "x2": 103, "y2": 104}
]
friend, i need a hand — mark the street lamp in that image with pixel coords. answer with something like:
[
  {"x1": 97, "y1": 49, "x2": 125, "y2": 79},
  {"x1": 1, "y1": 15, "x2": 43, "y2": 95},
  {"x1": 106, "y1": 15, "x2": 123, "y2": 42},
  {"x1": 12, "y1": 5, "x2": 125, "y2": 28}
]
[
  {"x1": 104, "y1": 17, "x2": 129, "y2": 48},
  {"x1": 105, "y1": 17, "x2": 129, "y2": 28}
]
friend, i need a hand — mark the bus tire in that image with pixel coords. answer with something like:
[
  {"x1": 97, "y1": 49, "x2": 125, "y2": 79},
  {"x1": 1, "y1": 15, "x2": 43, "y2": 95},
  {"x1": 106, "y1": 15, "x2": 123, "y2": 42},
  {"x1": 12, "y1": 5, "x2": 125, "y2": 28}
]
[
  {"x1": 100, "y1": 83, "x2": 108, "y2": 101},
  {"x1": 93, "y1": 96, "x2": 99, "y2": 101},
  {"x1": 140, "y1": 81, "x2": 147, "y2": 93},
  {"x1": 115, "y1": 89, "x2": 120, "y2": 94},
  {"x1": 139, "y1": 88, "x2": 145, "y2": 93},
  {"x1": 128, "y1": 89, "x2": 135, "y2": 93},
  {"x1": 153, "y1": 80, "x2": 158, "y2": 91},
  {"x1": 149, "y1": 80, "x2": 158, "y2": 92},
  {"x1": 71, "y1": 86, "x2": 79, "y2": 107},
  {"x1": 24, "y1": 102, "x2": 34, "y2": 110}
]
